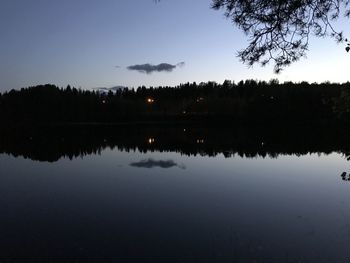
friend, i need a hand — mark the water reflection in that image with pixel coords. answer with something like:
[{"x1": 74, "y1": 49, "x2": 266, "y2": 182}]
[
  {"x1": 148, "y1": 137, "x2": 155, "y2": 144},
  {"x1": 1, "y1": 124, "x2": 350, "y2": 162},
  {"x1": 130, "y1": 158, "x2": 186, "y2": 169},
  {"x1": 1, "y1": 125, "x2": 350, "y2": 262},
  {"x1": 196, "y1": 138, "x2": 205, "y2": 144}
]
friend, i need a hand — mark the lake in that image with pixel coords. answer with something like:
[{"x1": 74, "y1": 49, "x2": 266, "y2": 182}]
[{"x1": 1, "y1": 124, "x2": 350, "y2": 262}]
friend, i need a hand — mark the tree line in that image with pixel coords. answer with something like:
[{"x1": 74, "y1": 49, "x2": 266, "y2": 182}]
[{"x1": 1, "y1": 80, "x2": 350, "y2": 124}]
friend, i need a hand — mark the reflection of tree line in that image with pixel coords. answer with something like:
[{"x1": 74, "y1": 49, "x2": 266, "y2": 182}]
[
  {"x1": 1, "y1": 124, "x2": 350, "y2": 162},
  {"x1": 1, "y1": 81, "x2": 350, "y2": 124}
]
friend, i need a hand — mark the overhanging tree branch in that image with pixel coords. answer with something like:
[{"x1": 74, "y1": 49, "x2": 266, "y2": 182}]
[{"x1": 212, "y1": 0, "x2": 350, "y2": 72}]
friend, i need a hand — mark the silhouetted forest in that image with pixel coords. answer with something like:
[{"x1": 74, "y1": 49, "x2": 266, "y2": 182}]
[
  {"x1": 1, "y1": 80, "x2": 350, "y2": 124},
  {"x1": 1, "y1": 124, "x2": 350, "y2": 162}
]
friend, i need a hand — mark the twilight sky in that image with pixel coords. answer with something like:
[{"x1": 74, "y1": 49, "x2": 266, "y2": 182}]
[{"x1": 1, "y1": 0, "x2": 350, "y2": 92}]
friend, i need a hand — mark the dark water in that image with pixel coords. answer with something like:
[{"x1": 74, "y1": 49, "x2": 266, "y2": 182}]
[{"x1": 1, "y1": 125, "x2": 350, "y2": 262}]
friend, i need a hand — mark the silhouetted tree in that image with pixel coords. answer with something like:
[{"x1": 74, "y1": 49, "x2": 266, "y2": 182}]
[
  {"x1": 0, "y1": 81, "x2": 348, "y2": 124},
  {"x1": 212, "y1": 0, "x2": 350, "y2": 72}
]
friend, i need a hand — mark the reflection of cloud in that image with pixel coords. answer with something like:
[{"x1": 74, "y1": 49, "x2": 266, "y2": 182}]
[
  {"x1": 130, "y1": 158, "x2": 186, "y2": 169},
  {"x1": 127, "y1": 62, "x2": 185, "y2": 74}
]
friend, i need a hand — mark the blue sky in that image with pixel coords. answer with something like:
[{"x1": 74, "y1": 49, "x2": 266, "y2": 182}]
[{"x1": 1, "y1": 0, "x2": 350, "y2": 92}]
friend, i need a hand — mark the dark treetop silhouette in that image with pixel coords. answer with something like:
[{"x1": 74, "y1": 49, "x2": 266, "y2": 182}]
[
  {"x1": 1, "y1": 81, "x2": 350, "y2": 124},
  {"x1": 212, "y1": 0, "x2": 350, "y2": 72}
]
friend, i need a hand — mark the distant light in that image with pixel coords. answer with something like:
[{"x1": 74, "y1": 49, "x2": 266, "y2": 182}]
[
  {"x1": 102, "y1": 100, "x2": 106, "y2": 104},
  {"x1": 147, "y1": 98, "x2": 155, "y2": 104},
  {"x1": 148, "y1": 138, "x2": 155, "y2": 144},
  {"x1": 196, "y1": 139, "x2": 204, "y2": 144},
  {"x1": 182, "y1": 110, "x2": 186, "y2": 114}
]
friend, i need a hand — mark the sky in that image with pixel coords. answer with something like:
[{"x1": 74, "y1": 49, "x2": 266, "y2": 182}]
[{"x1": 1, "y1": 0, "x2": 350, "y2": 92}]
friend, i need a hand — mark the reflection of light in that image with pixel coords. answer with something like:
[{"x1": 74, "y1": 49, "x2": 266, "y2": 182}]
[
  {"x1": 196, "y1": 139, "x2": 204, "y2": 144},
  {"x1": 148, "y1": 138, "x2": 155, "y2": 144},
  {"x1": 183, "y1": 129, "x2": 186, "y2": 132},
  {"x1": 182, "y1": 110, "x2": 186, "y2": 114},
  {"x1": 147, "y1": 98, "x2": 155, "y2": 104},
  {"x1": 196, "y1": 97, "x2": 204, "y2": 102}
]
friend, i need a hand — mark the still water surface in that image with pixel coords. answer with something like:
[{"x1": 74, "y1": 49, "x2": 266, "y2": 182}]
[{"x1": 1, "y1": 127, "x2": 350, "y2": 262}]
